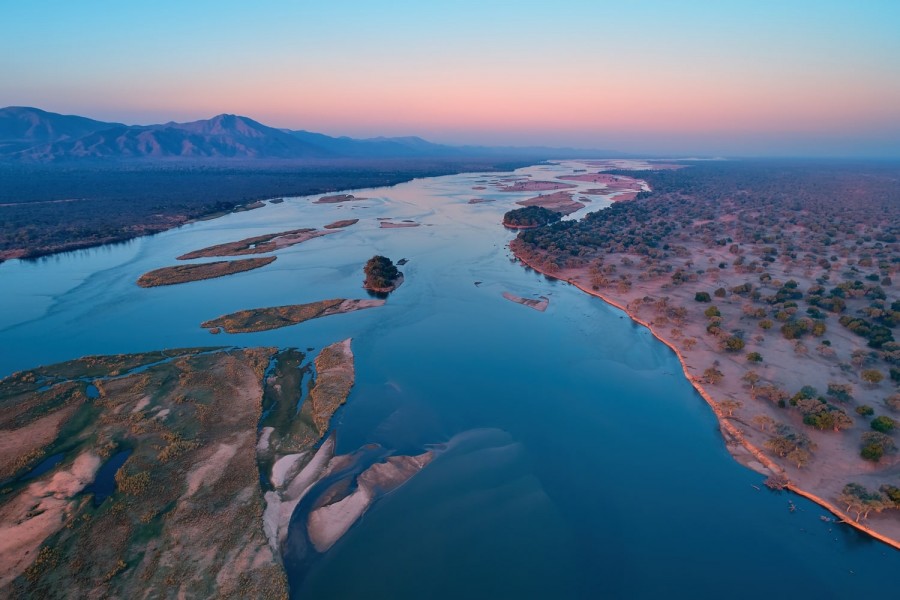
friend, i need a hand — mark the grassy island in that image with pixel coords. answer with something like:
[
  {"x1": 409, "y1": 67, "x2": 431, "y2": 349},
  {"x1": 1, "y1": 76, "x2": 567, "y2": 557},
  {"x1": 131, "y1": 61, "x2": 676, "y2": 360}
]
[
  {"x1": 177, "y1": 228, "x2": 332, "y2": 260},
  {"x1": 0, "y1": 348, "x2": 287, "y2": 597},
  {"x1": 136, "y1": 256, "x2": 276, "y2": 287},
  {"x1": 201, "y1": 298, "x2": 384, "y2": 333}
]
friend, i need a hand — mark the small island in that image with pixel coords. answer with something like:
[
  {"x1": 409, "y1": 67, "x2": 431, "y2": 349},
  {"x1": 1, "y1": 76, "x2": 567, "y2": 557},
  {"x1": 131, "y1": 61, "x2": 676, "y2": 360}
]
[
  {"x1": 323, "y1": 219, "x2": 359, "y2": 229},
  {"x1": 363, "y1": 255, "x2": 404, "y2": 293},
  {"x1": 313, "y1": 194, "x2": 367, "y2": 204},
  {"x1": 136, "y1": 256, "x2": 276, "y2": 287},
  {"x1": 201, "y1": 298, "x2": 384, "y2": 334},
  {"x1": 177, "y1": 228, "x2": 332, "y2": 260},
  {"x1": 502, "y1": 206, "x2": 562, "y2": 229}
]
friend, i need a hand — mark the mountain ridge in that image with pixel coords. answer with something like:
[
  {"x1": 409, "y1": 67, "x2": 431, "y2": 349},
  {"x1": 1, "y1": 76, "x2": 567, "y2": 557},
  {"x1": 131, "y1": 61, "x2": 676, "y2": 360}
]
[{"x1": 0, "y1": 107, "x2": 621, "y2": 162}]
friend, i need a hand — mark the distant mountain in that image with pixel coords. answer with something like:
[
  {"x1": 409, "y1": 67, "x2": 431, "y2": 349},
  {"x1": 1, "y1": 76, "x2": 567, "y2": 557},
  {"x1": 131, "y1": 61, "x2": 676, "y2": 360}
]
[
  {"x1": 0, "y1": 107, "x2": 122, "y2": 154},
  {"x1": 0, "y1": 107, "x2": 620, "y2": 162}
]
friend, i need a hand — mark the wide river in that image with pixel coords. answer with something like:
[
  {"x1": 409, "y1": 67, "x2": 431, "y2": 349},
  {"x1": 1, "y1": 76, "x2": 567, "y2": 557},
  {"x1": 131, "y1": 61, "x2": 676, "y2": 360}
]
[{"x1": 1, "y1": 162, "x2": 897, "y2": 598}]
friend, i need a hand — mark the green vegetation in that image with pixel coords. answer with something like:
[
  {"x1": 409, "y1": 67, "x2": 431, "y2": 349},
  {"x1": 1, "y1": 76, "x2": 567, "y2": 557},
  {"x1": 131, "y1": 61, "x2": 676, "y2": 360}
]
[
  {"x1": 870, "y1": 415, "x2": 896, "y2": 433},
  {"x1": 694, "y1": 291, "x2": 711, "y2": 302},
  {"x1": 0, "y1": 348, "x2": 288, "y2": 597},
  {"x1": 363, "y1": 255, "x2": 402, "y2": 291},
  {"x1": 860, "y1": 432, "x2": 895, "y2": 462},
  {"x1": 502, "y1": 205, "x2": 562, "y2": 228},
  {"x1": 855, "y1": 405, "x2": 874, "y2": 416}
]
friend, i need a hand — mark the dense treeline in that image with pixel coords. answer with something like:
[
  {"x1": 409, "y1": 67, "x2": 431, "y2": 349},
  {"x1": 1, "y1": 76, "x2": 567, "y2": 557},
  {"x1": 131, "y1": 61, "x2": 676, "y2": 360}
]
[
  {"x1": 0, "y1": 158, "x2": 534, "y2": 260},
  {"x1": 502, "y1": 205, "x2": 562, "y2": 228}
]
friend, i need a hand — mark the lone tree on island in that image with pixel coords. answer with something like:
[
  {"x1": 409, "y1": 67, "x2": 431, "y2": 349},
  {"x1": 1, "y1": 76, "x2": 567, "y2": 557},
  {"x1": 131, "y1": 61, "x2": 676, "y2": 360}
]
[{"x1": 363, "y1": 255, "x2": 402, "y2": 291}]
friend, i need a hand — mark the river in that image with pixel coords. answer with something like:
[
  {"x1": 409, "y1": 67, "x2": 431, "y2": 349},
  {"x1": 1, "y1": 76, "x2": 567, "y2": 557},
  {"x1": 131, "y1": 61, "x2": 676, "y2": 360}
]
[{"x1": 1, "y1": 161, "x2": 897, "y2": 598}]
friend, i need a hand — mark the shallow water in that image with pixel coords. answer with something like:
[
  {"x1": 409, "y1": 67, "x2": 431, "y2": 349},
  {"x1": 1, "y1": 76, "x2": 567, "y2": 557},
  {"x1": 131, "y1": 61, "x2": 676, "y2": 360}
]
[{"x1": 1, "y1": 162, "x2": 897, "y2": 598}]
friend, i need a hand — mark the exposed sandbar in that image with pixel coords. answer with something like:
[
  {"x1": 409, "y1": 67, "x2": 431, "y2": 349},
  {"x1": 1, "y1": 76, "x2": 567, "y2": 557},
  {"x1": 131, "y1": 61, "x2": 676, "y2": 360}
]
[
  {"x1": 177, "y1": 228, "x2": 332, "y2": 259},
  {"x1": 516, "y1": 191, "x2": 584, "y2": 215},
  {"x1": 379, "y1": 221, "x2": 420, "y2": 228},
  {"x1": 137, "y1": 256, "x2": 276, "y2": 287},
  {"x1": 324, "y1": 219, "x2": 359, "y2": 229},
  {"x1": 499, "y1": 181, "x2": 576, "y2": 192},
  {"x1": 201, "y1": 298, "x2": 384, "y2": 334},
  {"x1": 306, "y1": 451, "x2": 433, "y2": 552},
  {"x1": 502, "y1": 292, "x2": 549, "y2": 312}
]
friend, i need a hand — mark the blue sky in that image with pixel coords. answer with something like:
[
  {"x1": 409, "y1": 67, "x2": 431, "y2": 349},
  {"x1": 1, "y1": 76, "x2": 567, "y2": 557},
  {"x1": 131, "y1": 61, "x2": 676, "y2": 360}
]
[{"x1": 2, "y1": 1, "x2": 899, "y2": 155}]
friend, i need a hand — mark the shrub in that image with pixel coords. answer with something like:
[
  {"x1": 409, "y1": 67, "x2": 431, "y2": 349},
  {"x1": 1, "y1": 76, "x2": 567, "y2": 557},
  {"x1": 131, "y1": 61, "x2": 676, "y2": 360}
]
[
  {"x1": 855, "y1": 405, "x2": 874, "y2": 416},
  {"x1": 695, "y1": 292, "x2": 711, "y2": 302},
  {"x1": 871, "y1": 415, "x2": 896, "y2": 433}
]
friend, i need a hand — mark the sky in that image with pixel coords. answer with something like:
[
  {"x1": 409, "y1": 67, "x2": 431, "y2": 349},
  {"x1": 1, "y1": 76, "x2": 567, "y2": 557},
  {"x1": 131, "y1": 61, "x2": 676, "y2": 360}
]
[{"x1": 2, "y1": 0, "x2": 899, "y2": 157}]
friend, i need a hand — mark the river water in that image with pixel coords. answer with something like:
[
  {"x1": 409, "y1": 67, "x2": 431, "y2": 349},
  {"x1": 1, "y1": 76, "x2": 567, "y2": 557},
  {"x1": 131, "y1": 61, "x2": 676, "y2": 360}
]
[{"x1": 1, "y1": 162, "x2": 897, "y2": 598}]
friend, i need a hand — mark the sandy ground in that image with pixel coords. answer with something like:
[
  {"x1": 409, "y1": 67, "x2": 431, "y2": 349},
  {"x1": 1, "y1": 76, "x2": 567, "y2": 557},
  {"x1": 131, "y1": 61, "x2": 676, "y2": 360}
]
[
  {"x1": 380, "y1": 221, "x2": 420, "y2": 228},
  {"x1": 498, "y1": 181, "x2": 577, "y2": 192},
  {"x1": 306, "y1": 451, "x2": 433, "y2": 552},
  {"x1": 512, "y1": 248, "x2": 900, "y2": 549},
  {"x1": 0, "y1": 451, "x2": 101, "y2": 587},
  {"x1": 502, "y1": 292, "x2": 549, "y2": 312},
  {"x1": 516, "y1": 191, "x2": 584, "y2": 215}
]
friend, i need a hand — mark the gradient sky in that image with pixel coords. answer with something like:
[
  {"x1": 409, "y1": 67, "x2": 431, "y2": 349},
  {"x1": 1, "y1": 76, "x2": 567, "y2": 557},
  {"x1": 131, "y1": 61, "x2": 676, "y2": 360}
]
[{"x1": 2, "y1": 0, "x2": 899, "y2": 156}]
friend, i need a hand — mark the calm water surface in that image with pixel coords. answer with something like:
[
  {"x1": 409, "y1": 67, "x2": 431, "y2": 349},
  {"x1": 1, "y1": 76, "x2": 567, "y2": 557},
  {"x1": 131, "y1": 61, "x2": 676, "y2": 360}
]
[{"x1": 1, "y1": 163, "x2": 897, "y2": 598}]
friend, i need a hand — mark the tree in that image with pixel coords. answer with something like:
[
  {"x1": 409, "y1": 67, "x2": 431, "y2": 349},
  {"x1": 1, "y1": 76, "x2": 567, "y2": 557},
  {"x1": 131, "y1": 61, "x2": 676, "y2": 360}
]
[
  {"x1": 752, "y1": 414, "x2": 776, "y2": 432},
  {"x1": 741, "y1": 371, "x2": 761, "y2": 389},
  {"x1": 363, "y1": 255, "x2": 401, "y2": 290},
  {"x1": 871, "y1": 415, "x2": 896, "y2": 433},
  {"x1": 695, "y1": 291, "x2": 711, "y2": 302},
  {"x1": 861, "y1": 369, "x2": 884, "y2": 385},
  {"x1": 747, "y1": 352, "x2": 763, "y2": 363},
  {"x1": 702, "y1": 367, "x2": 724, "y2": 384},
  {"x1": 722, "y1": 335, "x2": 745, "y2": 352},
  {"x1": 719, "y1": 400, "x2": 742, "y2": 416},
  {"x1": 855, "y1": 405, "x2": 874, "y2": 416},
  {"x1": 839, "y1": 483, "x2": 886, "y2": 521}
]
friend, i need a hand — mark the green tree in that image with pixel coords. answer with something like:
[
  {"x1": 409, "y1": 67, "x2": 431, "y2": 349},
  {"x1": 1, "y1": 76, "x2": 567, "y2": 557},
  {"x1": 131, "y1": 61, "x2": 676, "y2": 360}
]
[
  {"x1": 695, "y1": 291, "x2": 711, "y2": 302},
  {"x1": 871, "y1": 415, "x2": 896, "y2": 433}
]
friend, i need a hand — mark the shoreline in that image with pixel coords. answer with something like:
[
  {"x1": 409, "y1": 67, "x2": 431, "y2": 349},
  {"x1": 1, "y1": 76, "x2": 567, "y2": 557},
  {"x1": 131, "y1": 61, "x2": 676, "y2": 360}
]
[{"x1": 511, "y1": 248, "x2": 900, "y2": 552}]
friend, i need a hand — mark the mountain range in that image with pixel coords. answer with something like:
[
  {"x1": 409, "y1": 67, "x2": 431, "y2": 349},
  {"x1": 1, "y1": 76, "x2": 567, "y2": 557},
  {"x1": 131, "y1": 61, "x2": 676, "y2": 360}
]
[{"x1": 0, "y1": 107, "x2": 616, "y2": 162}]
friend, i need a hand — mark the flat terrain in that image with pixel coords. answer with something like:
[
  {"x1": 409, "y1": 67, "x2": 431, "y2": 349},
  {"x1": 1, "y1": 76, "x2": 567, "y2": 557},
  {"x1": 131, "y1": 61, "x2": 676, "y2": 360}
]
[
  {"x1": 177, "y1": 228, "x2": 332, "y2": 259},
  {"x1": 0, "y1": 159, "x2": 534, "y2": 261},
  {"x1": 201, "y1": 299, "x2": 384, "y2": 334},
  {"x1": 512, "y1": 160, "x2": 900, "y2": 544},
  {"x1": 0, "y1": 348, "x2": 287, "y2": 598},
  {"x1": 136, "y1": 256, "x2": 276, "y2": 287}
]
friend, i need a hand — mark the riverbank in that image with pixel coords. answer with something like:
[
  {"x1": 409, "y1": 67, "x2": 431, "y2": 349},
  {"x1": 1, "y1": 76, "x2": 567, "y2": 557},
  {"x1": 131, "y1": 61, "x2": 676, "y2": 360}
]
[{"x1": 511, "y1": 249, "x2": 900, "y2": 551}]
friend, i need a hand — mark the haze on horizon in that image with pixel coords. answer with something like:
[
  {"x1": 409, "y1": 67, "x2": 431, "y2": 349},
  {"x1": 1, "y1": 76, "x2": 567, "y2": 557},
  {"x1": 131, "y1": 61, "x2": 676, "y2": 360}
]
[{"x1": 2, "y1": 0, "x2": 899, "y2": 158}]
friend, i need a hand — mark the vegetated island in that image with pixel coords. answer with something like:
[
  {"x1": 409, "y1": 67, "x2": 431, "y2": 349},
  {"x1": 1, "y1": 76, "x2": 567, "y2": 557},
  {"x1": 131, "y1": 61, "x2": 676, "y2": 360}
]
[
  {"x1": 502, "y1": 292, "x2": 549, "y2": 312},
  {"x1": 201, "y1": 298, "x2": 384, "y2": 334},
  {"x1": 136, "y1": 256, "x2": 276, "y2": 288},
  {"x1": 498, "y1": 180, "x2": 577, "y2": 192},
  {"x1": 379, "y1": 220, "x2": 420, "y2": 228},
  {"x1": 0, "y1": 347, "x2": 286, "y2": 597},
  {"x1": 177, "y1": 228, "x2": 333, "y2": 260},
  {"x1": 0, "y1": 341, "x2": 434, "y2": 597},
  {"x1": 323, "y1": 219, "x2": 359, "y2": 229},
  {"x1": 468, "y1": 198, "x2": 495, "y2": 204},
  {"x1": 510, "y1": 160, "x2": 900, "y2": 548},
  {"x1": 516, "y1": 190, "x2": 585, "y2": 215},
  {"x1": 363, "y1": 256, "x2": 404, "y2": 293},
  {"x1": 313, "y1": 194, "x2": 367, "y2": 204},
  {"x1": 502, "y1": 205, "x2": 562, "y2": 229}
]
